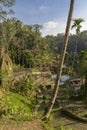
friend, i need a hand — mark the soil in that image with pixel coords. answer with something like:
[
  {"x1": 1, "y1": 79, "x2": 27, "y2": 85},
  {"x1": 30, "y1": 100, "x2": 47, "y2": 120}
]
[
  {"x1": 53, "y1": 99, "x2": 87, "y2": 130},
  {"x1": 0, "y1": 119, "x2": 43, "y2": 130},
  {"x1": 53, "y1": 112, "x2": 87, "y2": 130},
  {"x1": 1, "y1": 114, "x2": 87, "y2": 130}
]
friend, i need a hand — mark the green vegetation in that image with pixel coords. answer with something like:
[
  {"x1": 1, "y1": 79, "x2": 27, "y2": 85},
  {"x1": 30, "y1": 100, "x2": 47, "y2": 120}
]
[
  {"x1": 42, "y1": 119, "x2": 72, "y2": 130},
  {"x1": 11, "y1": 75, "x2": 35, "y2": 97},
  {"x1": 0, "y1": 92, "x2": 36, "y2": 121},
  {"x1": 0, "y1": 0, "x2": 87, "y2": 129},
  {"x1": 0, "y1": 17, "x2": 87, "y2": 76}
]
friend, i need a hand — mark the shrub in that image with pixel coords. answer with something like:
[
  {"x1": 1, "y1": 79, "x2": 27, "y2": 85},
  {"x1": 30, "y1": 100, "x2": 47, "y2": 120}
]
[
  {"x1": 0, "y1": 92, "x2": 36, "y2": 120},
  {"x1": 11, "y1": 75, "x2": 35, "y2": 97}
]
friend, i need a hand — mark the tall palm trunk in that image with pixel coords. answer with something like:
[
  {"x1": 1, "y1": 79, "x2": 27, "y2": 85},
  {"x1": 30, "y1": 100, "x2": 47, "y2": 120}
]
[
  {"x1": 72, "y1": 36, "x2": 78, "y2": 71},
  {"x1": 43, "y1": 0, "x2": 75, "y2": 119}
]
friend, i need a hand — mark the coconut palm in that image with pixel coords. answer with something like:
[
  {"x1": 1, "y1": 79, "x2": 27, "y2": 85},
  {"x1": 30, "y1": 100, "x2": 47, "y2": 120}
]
[{"x1": 43, "y1": 0, "x2": 75, "y2": 119}]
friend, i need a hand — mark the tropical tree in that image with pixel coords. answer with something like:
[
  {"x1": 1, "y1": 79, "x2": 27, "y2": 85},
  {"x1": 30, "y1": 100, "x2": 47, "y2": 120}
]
[
  {"x1": 0, "y1": 0, "x2": 15, "y2": 19},
  {"x1": 0, "y1": 0, "x2": 15, "y2": 86},
  {"x1": 71, "y1": 18, "x2": 84, "y2": 71},
  {"x1": 72, "y1": 18, "x2": 84, "y2": 35},
  {"x1": 43, "y1": 0, "x2": 75, "y2": 119}
]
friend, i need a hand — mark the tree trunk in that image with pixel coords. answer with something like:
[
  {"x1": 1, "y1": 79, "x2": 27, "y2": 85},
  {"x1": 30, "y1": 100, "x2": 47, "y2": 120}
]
[
  {"x1": 72, "y1": 35, "x2": 78, "y2": 72},
  {"x1": 42, "y1": 0, "x2": 75, "y2": 119}
]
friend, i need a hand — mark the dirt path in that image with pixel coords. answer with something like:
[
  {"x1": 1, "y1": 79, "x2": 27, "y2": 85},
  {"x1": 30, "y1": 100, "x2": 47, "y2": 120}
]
[
  {"x1": 53, "y1": 112, "x2": 87, "y2": 130},
  {"x1": 0, "y1": 119, "x2": 43, "y2": 130},
  {"x1": 1, "y1": 114, "x2": 87, "y2": 130},
  {"x1": 52, "y1": 99, "x2": 87, "y2": 130}
]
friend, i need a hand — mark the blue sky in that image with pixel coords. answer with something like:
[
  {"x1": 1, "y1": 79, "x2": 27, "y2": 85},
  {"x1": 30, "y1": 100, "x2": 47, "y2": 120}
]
[{"x1": 11, "y1": 0, "x2": 87, "y2": 36}]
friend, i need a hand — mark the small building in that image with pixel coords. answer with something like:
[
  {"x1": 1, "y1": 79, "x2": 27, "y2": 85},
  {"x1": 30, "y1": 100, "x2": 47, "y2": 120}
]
[
  {"x1": 51, "y1": 75, "x2": 69, "y2": 85},
  {"x1": 68, "y1": 78, "x2": 82, "y2": 92}
]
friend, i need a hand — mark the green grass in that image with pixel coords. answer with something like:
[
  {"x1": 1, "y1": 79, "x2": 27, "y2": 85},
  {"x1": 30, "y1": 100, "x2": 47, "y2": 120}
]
[
  {"x1": 0, "y1": 92, "x2": 36, "y2": 121},
  {"x1": 13, "y1": 64, "x2": 24, "y2": 70}
]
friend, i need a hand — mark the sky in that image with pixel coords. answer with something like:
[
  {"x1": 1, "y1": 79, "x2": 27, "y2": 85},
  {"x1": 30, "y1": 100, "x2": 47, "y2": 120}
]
[{"x1": 10, "y1": 0, "x2": 87, "y2": 36}]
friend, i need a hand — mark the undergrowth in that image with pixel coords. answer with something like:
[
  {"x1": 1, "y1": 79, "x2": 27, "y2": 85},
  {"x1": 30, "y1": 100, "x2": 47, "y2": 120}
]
[{"x1": 0, "y1": 92, "x2": 36, "y2": 121}]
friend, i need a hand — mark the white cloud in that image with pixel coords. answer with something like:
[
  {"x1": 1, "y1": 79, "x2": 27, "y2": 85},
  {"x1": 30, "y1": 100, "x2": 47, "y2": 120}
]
[
  {"x1": 41, "y1": 20, "x2": 66, "y2": 36},
  {"x1": 80, "y1": 21, "x2": 87, "y2": 32},
  {"x1": 41, "y1": 19, "x2": 87, "y2": 36},
  {"x1": 44, "y1": 21, "x2": 58, "y2": 29},
  {"x1": 39, "y1": 5, "x2": 49, "y2": 12}
]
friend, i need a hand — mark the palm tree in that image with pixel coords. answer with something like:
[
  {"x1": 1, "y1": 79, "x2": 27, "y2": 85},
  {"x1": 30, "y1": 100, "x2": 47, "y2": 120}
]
[
  {"x1": 72, "y1": 18, "x2": 84, "y2": 35},
  {"x1": 71, "y1": 18, "x2": 84, "y2": 71},
  {"x1": 42, "y1": 0, "x2": 75, "y2": 119}
]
